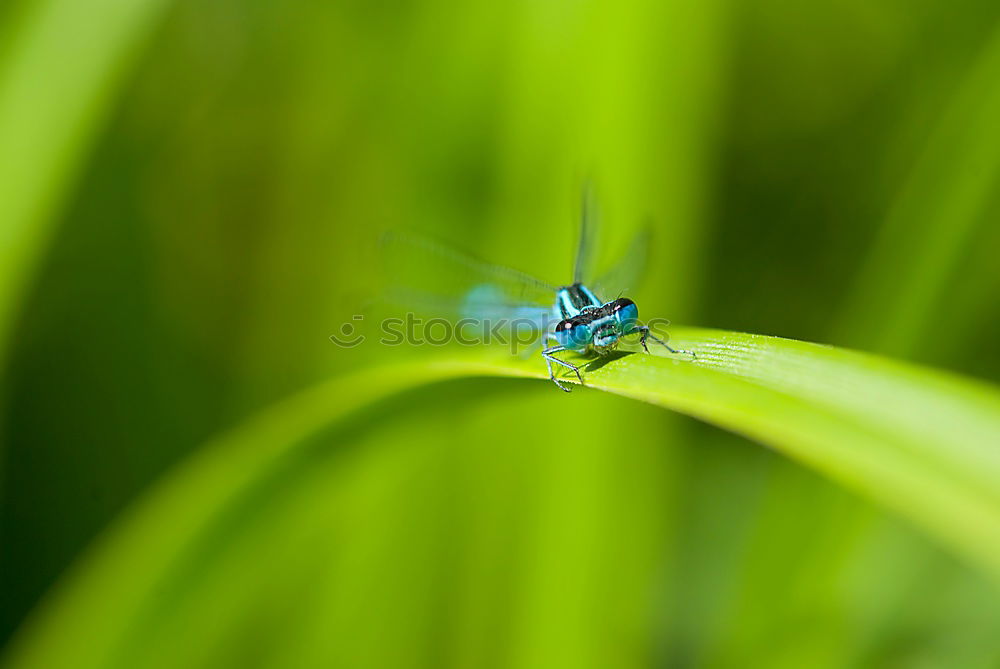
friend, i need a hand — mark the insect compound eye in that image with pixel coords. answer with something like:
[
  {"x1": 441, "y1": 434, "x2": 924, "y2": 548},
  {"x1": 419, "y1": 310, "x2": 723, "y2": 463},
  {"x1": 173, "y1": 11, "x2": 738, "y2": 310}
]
[
  {"x1": 612, "y1": 298, "x2": 636, "y2": 312},
  {"x1": 570, "y1": 321, "x2": 592, "y2": 346},
  {"x1": 554, "y1": 318, "x2": 589, "y2": 347},
  {"x1": 613, "y1": 298, "x2": 639, "y2": 328}
]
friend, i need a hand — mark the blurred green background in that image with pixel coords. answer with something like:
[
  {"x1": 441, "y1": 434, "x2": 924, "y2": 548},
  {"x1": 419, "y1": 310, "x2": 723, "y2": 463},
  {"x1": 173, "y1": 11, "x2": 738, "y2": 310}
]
[{"x1": 3, "y1": 0, "x2": 1000, "y2": 667}]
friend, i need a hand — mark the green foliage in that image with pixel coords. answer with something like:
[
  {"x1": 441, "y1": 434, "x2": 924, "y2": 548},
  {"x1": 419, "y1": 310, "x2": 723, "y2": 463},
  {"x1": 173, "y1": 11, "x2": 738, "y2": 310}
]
[
  {"x1": 5, "y1": 330, "x2": 1000, "y2": 667},
  {"x1": 3, "y1": 0, "x2": 1000, "y2": 667},
  {"x1": 0, "y1": 0, "x2": 169, "y2": 368},
  {"x1": 839, "y1": 22, "x2": 1000, "y2": 359}
]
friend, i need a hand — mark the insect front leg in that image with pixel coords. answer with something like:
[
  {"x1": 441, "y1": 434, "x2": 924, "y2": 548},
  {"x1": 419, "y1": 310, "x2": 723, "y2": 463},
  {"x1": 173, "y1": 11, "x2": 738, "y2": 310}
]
[
  {"x1": 633, "y1": 326, "x2": 697, "y2": 359},
  {"x1": 541, "y1": 342, "x2": 583, "y2": 392}
]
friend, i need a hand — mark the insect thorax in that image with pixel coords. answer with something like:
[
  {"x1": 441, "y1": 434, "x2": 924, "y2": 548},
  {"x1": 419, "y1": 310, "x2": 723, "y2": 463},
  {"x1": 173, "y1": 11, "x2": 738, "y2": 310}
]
[{"x1": 556, "y1": 283, "x2": 603, "y2": 319}]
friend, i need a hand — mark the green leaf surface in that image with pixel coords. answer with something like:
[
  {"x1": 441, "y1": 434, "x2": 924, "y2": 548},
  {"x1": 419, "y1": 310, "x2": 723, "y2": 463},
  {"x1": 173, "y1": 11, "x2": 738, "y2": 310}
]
[{"x1": 5, "y1": 327, "x2": 1000, "y2": 668}]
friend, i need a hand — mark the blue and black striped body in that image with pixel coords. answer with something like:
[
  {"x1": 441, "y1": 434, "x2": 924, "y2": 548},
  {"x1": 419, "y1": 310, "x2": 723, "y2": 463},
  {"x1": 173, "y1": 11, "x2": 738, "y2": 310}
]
[
  {"x1": 551, "y1": 283, "x2": 640, "y2": 355},
  {"x1": 555, "y1": 283, "x2": 602, "y2": 319}
]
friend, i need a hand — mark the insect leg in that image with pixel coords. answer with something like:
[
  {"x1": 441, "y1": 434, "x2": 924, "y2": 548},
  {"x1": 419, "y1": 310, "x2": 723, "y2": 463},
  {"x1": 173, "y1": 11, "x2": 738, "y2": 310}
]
[
  {"x1": 542, "y1": 344, "x2": 583, "y2": 392},
  {"x1": 634, "y1": 326, "x2": 697, "y2": 359}
]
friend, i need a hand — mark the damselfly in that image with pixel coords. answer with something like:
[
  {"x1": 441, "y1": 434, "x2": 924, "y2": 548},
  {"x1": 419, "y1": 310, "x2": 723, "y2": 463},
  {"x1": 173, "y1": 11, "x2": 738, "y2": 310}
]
[{"x1": 382, "y1": 190, "x2": 694, "y2": 391}]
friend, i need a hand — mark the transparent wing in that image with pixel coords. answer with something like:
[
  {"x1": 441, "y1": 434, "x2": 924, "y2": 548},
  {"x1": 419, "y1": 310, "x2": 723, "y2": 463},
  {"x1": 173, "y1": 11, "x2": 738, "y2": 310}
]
[
  {"x1": 379, "y1": 230, "x2": 557, "y2": 332},
  {"x1": 591, "y1": 225, "x2": 651, "y2": 300},
  {"x1": 573, "y1": 182, "x2": 598, "y2": 284}
]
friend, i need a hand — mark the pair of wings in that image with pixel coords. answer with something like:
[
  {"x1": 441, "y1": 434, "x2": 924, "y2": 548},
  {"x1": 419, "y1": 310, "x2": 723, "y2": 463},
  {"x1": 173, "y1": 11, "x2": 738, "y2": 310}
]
[
  {"x1": 380, "y1": 192, "x2": 650, "y2": 333},
  {"x1": 380, "y1": 230, "x2": 650, "y2": 333}
]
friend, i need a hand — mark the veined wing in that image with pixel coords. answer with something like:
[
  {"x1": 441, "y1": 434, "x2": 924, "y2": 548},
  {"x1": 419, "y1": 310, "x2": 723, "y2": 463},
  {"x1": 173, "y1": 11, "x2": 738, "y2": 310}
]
[
  {"x1": 591, "y1": 225, "x2": 651, "y2": 300},
  {"x1": 571, "y1": 184, "x2": 649, "y2": 299},
  {"x1": 573, "y1": 182, "x2": 599, "y2": 285},
  {"x1": 379, "y1": 230, "x2": 557, "y2": 332}
]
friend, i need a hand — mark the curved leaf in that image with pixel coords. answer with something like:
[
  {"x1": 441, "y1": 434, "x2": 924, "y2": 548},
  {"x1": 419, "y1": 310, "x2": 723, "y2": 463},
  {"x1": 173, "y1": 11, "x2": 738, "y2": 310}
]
[{"x1": 4, "y1": 328, "x2": 1000, "y2": 668}]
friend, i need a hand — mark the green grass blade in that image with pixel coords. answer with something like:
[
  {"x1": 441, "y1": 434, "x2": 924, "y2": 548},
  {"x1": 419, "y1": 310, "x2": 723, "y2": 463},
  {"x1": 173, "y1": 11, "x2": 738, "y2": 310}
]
[
  {"x1": 0, "y1": 0, "x2": 170, "y2": 368},
  {"x1": 586, "y1": 328, "x2": 1000, "y2": 583},
  {"x1": 4, "y1": 328, "x2": 1000, "y2": 667},
  {"x1": 0, "y1": 358, "x2": 535, "y2": 668}
]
